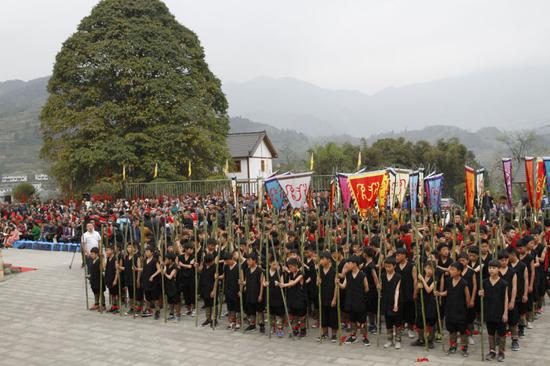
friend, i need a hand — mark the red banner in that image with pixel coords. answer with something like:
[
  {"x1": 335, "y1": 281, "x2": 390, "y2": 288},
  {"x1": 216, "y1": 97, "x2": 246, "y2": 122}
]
[
  {"x1": 525, "y1": 157, "x2": 535, "y2": 209},
  {"x1": 535, "y1": 159, "x2": 546, "y2": 212},
  {"x1": 465, "y1": 166, "x2": 475, "y2": 217},
  {"x1": 348, "y1": 170, "x2": 387, "y2": 214}
]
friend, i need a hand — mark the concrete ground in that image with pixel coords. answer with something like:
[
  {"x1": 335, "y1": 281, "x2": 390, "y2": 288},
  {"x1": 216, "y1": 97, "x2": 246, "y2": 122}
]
[{"x1": 1, "y1": 248, "x2": 550, "y2": 366}]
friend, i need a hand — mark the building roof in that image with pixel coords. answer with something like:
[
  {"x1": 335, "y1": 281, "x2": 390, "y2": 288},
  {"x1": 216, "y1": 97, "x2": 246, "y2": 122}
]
[{"x1": 227, "y1": 131, "x2": 278, "y2": 158}]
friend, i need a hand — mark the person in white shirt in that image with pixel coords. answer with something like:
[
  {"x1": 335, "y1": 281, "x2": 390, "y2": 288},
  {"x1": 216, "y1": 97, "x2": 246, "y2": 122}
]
[{"x1": 82, "y1": 222, "x2": 101, "y2": 256}]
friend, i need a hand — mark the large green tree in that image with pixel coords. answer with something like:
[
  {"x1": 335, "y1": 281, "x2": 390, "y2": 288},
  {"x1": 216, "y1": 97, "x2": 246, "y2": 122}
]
[
  {"x1": 40, "y1": 0, "x2": 229, "y2": 193},
  {"x1": 308, "y1": 137, "x2": 479, "y2": 201}
]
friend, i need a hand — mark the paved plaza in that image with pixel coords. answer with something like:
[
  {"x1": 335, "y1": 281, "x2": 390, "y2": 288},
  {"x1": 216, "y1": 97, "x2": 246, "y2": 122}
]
[{"x1": 1, "y1": 249, "x2": 550, "y2": 366}]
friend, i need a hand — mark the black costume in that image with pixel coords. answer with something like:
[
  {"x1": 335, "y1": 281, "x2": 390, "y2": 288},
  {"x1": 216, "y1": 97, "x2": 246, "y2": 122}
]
[
  {"x1": 381, "y1": 271, "x2": 402, "y2": 329},
  {"x1": 320, "y1": 265, "x2": 337, "y2": 329}
]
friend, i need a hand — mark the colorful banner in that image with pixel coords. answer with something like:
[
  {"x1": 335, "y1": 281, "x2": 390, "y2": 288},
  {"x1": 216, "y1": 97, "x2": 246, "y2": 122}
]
[
  {"x1": 257, "y1": 178, "x2": 264, "y2": 210},
  {"x1": 425, "y1": 174, "x2": 444, "y2": 214},
  {"x1": 347, "y1": 170, "x2": 387, "y2": 214},
  {"x1": 265, "y1": 176, "x2": 285, "y2": 211},
  {"x1": 378, "y1": 172, "x2": 390, "y2": 210},
  {"x1": 388, "y1": 169, "x2": 397, "y2": 209},
  {"x1": 465, "y1": 166, "x2": 475, "y2": 217},
  {"x1": 502, "y1": 158, "x2": 513, "y2": 208},
  {"x1": 329, "y1": 177, "x2": 336, "y2": 212},
  {"x1": 525, "y1": 157, "x2": 535, "y2": 209},
  {"x1": 535, "y1": 159, "x2": 545, "y2": 211},
  {"x1": 338, "y1": 174, "x2": 352, "y2": 209},
  {"x1": 409, "y1": 172, "x2": 419, "y2": 212},
  {"x1": 476, "y1": 168, "x2": 485, "y2": 205},
  {"x1": 544, "y1": 158, "x2": 550, "y2": 200},
  {"x1": 418, "y1": 168, "x2": 425, "y2": 208},
  {"x1": 277, "y1": 172, "x2": 312, "y2": 209},
  {"x1": 387, "y1": 168, "x2": 411, "y2": 208}
]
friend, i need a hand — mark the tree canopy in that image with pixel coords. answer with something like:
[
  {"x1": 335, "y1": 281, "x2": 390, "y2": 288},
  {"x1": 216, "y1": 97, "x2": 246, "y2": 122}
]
[
  {"x1": 307, "y1": 137, "x2": 479, "y2": 201},
  {"x1": 40, "y1": 0, "x2": 229, "y2": 193},
  {"x1": 13, "y1": 183, "x2": 36, "y2": 203}
]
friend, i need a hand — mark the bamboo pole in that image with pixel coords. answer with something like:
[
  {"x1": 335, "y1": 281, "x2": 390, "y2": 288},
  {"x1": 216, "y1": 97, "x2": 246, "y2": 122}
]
[
  {"x1": 270, "y1": 237, "x2": 294, "y2": 339},
  {"x1": 413, "y1": 220, "x2": 429, "y2": 351},
  {"x1": 81, "y1": 222, "x2": 89, "y2": 310},
  {"x1": 266, "y1": 227, "x2": 271, "y2": 339},
  {"x1": 116, "y1": 228, "x2": 123, "y2": 317},
  {"x1": 162, "y1": 227, "x2": 168, "y2": 323},
  {"x1": 376, "y1": 221, "x2": 385, "y2": 347},
  {"x1": 336, "y1": 245, "x2": 343, "y2": 346},
  {"x1": 476, "y1": 210, "x2": 485, "y2": 361},
  {"x1": 316, "y1": 223, "x2": 323, "y2": 342},
  {"x1": 99, "y1": 225, "x2": 105, "y2": 313},
  {"x1": 194, "y1": 226, "x2": 199, "y2": 327},
  {"x1": 237, "y1": 231, "x2": 245, "y2": 333}
]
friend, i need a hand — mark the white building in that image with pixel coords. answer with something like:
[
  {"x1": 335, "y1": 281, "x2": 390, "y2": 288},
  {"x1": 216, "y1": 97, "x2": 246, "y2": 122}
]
[
  {"x1": 226, "y1": 131, "x2": 278, "y2": 181},
  {"x1": 1, "y1": 175, "x2": 27, "y2": 183},
  {"x1": 35, "y1": 174, "x2": 49, "y2": 181}
]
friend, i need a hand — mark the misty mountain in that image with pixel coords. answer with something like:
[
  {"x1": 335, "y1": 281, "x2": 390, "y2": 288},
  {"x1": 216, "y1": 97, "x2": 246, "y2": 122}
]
[
  {"x1": 0, "y1": 76, "x2": 48, "y2": 118},
  {"x1": 224, "y1": 66, "x2": 550, "y2": 136},
  {"x1": 0, "y1": 77, "x2": 48, "y2": 173},
  {"x1": 2, "y1": 71, "x2": 549, "y2": 179}
]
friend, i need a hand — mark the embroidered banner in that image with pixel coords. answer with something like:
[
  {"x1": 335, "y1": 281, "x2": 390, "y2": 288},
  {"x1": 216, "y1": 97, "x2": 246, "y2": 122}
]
[
  {"x1": 525, "y1": 157, "x2": 535, "y2": 209},
  {"x1": 502, "y1": 158, "x2": 513, "y2": 208},
  {"x1": 544, "y1": 158, "x2": 550, "y2": 201},
  {"x1": 348, "y1": 170, "x2": 387, "y2": 214},
  {"x1": 387, "y1": 169, "x2": 397, "y2": 209},
  {"x1": 476, "y1": 168, "x2": 485, "y2": 206},
  {"x1": 395, "y1": 169, "x2": 411, "y2": 207},
  {"x1": 418, "y1": 168, "x2": 425, "y2": 208},
  {"x1": 409, "y1": 172, "x2": 419, "y2": 212},
  {"x1": 535, "y1": 159, "x2": 545, "y2": 212},
  {"x1": 338, "y1": 173, "x2": 352, "y2": 209},
  {"x1": 257, "y1": 178, "x2": 264, "y2": 210},
  {"x1": 378, "y1": 172, "x2": 390, "y2": 210},
  {"x1": 425, "y1": 174, "x2": 444, "y2": 214},
  {"x1": 264, "y1": 176, "x2": 285, "y2": 211},
  {"x1": 277, "y1": 172, "x2": 313, "y2": 209},
  {"x1": 465, "y1": 166, "x2": 475, "y2": 217},
  {"x1": 329, "y1": 176, "x2": 336, "y2": 212}
]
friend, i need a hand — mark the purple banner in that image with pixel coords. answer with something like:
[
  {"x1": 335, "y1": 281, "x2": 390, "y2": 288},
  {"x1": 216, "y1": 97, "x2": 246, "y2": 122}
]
[
  {"x1": 502, "y1": 158, "x2": 513, "y2": 208},
  {"x1": 409, "y1": 172, "x2": 419, "y2": 212},
  {"x1": 338, "y1": 174, "x2": 352, "y2": 209}
]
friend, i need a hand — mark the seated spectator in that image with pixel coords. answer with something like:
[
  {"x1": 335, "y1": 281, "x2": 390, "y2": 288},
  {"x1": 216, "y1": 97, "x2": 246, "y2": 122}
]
[
  {"x1": 4, "y1": 224, "x2": 20, "y2": 247},
  {"x1": 31, "y1": 222, "x2": 41, "y2": 241}
]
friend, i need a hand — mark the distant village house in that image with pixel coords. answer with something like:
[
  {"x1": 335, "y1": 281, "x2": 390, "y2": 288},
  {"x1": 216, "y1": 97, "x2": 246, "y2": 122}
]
[{"x1": 226, "y1": 131, "x2": 278, "y2": 182}]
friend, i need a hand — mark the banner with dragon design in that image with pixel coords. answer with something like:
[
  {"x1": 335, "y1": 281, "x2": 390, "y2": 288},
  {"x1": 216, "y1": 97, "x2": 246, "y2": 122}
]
[
  {"x1": 276, "y1": 171, "x2": 313, "y2": 209},
  {"x1": 347, "y1": 170, "x2": 387, "y2": 214}
]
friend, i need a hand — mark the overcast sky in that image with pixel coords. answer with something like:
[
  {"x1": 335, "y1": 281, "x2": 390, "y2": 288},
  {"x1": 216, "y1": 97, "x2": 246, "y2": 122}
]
[{"x1": 1, "y1": 0, "x2": 549, "y2": 93}]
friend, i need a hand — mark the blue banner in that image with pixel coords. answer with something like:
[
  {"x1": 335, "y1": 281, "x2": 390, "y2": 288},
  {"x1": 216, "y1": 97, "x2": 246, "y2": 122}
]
[
  {"x1": 544, "y1": 158, "x2": 550, "y2": 199},
  {"x1": 409, "y1": 172, "x2": 419, "y2": 212},
  {"x1": 425, "y1": 174, "x2": 444, "y2": 214},
  {"x1": 265, "y1": 177, "x2": 285, "y2": 211}
]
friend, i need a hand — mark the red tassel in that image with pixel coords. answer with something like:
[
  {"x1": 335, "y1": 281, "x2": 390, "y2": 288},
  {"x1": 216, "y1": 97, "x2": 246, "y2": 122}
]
[{"x1": 416, "y1": 357, "x2": 429, "y2": 362}]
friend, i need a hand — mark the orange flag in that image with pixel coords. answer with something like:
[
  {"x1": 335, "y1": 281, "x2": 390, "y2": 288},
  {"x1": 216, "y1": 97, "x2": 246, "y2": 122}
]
[{"x1": 465, "y1": 166, "x2": 475, "y2": 217}]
